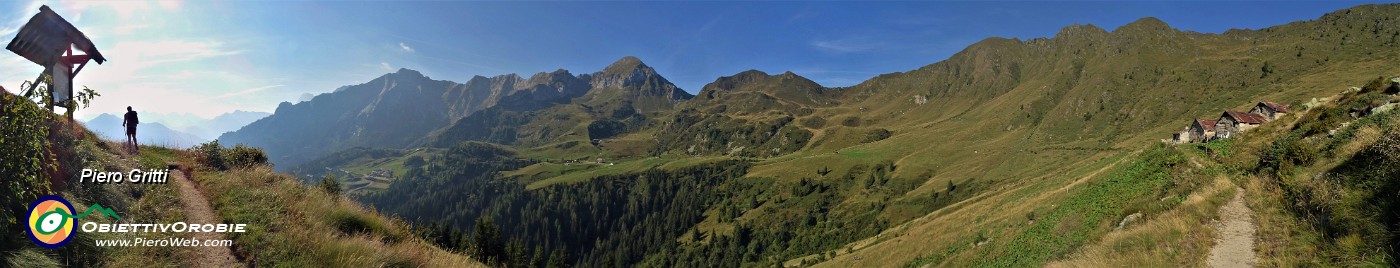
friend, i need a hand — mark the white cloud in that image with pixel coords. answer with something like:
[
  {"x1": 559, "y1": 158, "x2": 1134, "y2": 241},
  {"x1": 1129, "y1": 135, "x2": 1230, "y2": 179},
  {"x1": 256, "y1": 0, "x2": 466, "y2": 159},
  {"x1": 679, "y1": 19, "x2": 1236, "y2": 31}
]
[
  {"x1": 107, "y1": 40, "x2": 240, "y2": 67},
  {"x1": 65, "y1": 39, "x2": 253, "y2": 118},
  {"x1": 380, "y1": 62, "x2": 393, "y2": 71},
  {"x1": 0, "y1": 25, "x2": 17, "y2": 39},
  {"x1": 398, "y1": 42, "x2": 414, "y2": 53},
  {"x1": 216, "y1": 84, "x2": 283, "y2": 99},
  {"x1": 811, "y1": 37, "x2": 883, "y2": 53},
  {"x1": 0, "y1": 0, "x2": 44, "y2": 38}
]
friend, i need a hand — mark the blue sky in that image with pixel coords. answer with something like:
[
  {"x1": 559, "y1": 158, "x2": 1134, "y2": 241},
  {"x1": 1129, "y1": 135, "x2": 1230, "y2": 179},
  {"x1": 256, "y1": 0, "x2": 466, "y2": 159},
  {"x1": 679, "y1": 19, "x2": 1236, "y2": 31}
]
[{"x1": 0, "y1": 1, "x2": 1390, "y2": 119}]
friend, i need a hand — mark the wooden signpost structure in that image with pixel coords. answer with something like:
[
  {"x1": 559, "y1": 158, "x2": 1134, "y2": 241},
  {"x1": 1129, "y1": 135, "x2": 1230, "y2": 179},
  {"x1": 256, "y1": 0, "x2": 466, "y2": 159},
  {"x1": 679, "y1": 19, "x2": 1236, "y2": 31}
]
[{"x1": 5, "y1": 5, "x2": 105, "y2": 118}]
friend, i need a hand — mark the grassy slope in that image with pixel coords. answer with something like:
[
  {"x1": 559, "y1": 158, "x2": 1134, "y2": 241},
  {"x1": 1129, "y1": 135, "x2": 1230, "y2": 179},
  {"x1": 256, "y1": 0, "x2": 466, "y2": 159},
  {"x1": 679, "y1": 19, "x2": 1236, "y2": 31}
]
[
  {"x1": 3, "y1": 109, "x2": 200, "y2": 267},
  {"x1": 820, "y1": 78, "x2": 1398, "y2": 267},
  {"x1": 801, "y1": 5, "x2": 1400, "y2": 266},
  {"x1": 1226, "y1": 93, "x2": 1400, "y2": 266},
  {"x1": 0, "y1": 107, "x2": 483, "y2": 267},
  {"x1": 194, "y1": 166, "x2": 484, "y2": 267},
  {"x1": 302, "y1": 4, "x2": 1400, "y2": 267}
]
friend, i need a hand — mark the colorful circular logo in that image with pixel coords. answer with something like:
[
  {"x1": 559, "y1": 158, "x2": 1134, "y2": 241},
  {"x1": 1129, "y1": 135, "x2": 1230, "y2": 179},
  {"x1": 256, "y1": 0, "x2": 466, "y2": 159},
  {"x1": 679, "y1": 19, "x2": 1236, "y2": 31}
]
[{"x1": 27, "y1": 195, "x2": 76, "y2": 248}]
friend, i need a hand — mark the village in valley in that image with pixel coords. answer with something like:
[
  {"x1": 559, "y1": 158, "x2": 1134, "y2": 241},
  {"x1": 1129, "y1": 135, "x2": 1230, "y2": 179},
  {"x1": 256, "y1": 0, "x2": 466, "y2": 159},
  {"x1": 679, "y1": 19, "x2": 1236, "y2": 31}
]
[
  {"x1": 1169, "y1": 101, "x2": 1291, "y2": 144},
  {"x1": 1169, "y1": 78, "x2": 1400, "y2": 144}
]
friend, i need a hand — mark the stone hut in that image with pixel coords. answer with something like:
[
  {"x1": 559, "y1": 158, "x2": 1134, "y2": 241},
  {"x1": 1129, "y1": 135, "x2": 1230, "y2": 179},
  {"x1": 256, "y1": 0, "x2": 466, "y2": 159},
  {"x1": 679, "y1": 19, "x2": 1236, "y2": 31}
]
[
  {"x1": 1189, "y1": 119, "x2": 1217, "y2": 142},
  {"x1": 1249, "y1": 101, "x2": 1291, "y2": 121},
  {"x1": 1215, "y1": 111, "x2": 1267, "y2": 139}
]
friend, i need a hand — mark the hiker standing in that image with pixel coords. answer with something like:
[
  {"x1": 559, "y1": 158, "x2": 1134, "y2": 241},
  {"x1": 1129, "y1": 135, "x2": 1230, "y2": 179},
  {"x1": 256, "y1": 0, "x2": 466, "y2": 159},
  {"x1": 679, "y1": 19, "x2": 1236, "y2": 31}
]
[{"x1": 122, "y1": 106, "x2": 139, "y2": 152}]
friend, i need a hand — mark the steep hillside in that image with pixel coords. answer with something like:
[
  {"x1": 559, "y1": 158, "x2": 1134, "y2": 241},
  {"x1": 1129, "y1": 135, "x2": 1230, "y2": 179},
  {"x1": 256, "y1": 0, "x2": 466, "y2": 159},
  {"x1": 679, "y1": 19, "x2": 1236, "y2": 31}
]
[
  {"x1": 0, "y1": 91, "x2": 483, "y2": 267},
  {"x1": 219, "y1": 69, "x2": 462, "y2": 168},
  {"x1": 220, "y1": 67, "x2": 590, "y2": 169},
  {"x1": 650, "y1": 70, "x2": 835, "y2": 157},
  {"x1": 195, "y1": 4, "x2": 1400, "y2": 268},
  {"x1": 340, "y1": 4, "x2": 1400, "y2": 268},
  {"x1": 690, "y1": 70, "x2": 837, "y2": 114},
  {"x1": 804, "y1": 5, "x2": 1400, "y2": 265},
  {"x1": 746, "y1": 4, "x2": 1400, "y2": 184}
]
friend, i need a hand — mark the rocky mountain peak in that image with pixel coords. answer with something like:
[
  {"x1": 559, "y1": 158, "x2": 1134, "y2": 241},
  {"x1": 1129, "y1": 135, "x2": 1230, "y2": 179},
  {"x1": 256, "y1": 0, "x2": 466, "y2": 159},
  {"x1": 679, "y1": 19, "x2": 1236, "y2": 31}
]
[
  {"x1": 1054, "y1": 23, "x2": 1109, "y2": 40},
  {"x1": 593, "y1": 56, "x2": 666, "y2": 90},
  {"x1": 1114, "y1": 17, "x2": 1175, "y2": 34},
  {"x1": 603, "y1": 56, "x2": 646, "y2": 73},
  {"x1": 393, "y1": 68, "x2": 427, "y2": 79}
]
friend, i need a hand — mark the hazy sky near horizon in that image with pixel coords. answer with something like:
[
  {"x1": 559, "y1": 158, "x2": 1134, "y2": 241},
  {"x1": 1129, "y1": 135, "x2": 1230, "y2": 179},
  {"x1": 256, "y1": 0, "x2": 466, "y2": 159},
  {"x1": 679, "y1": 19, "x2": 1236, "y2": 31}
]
[{"x1": 0, "y1": 0, "x2": 1389, "y2": 120}]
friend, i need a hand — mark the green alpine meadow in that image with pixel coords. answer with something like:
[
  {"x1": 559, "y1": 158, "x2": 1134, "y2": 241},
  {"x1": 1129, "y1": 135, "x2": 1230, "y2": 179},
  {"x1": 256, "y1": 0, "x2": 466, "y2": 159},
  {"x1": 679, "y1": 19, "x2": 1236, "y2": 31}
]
[{"x1": 2, "y1": 2, "x2": 1399, "y2": 267}]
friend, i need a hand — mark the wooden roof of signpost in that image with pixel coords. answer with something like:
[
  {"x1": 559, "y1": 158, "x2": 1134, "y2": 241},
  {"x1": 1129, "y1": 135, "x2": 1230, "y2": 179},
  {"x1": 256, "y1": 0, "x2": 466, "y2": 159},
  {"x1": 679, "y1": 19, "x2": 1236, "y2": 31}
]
[{"x1": 5, "y1": 5, "x2": 106, "y2": 67}]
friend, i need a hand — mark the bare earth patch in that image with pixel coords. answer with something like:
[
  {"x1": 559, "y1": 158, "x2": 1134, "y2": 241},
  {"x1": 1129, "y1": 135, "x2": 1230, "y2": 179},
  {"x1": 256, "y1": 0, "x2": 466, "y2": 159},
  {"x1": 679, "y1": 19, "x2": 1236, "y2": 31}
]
[
  {"x1": 171, "y1": 170, "x2": 244, "y2": 268},
  {"x1": 1207, "y1": 187, "x2": 1257, "y2": 268}
]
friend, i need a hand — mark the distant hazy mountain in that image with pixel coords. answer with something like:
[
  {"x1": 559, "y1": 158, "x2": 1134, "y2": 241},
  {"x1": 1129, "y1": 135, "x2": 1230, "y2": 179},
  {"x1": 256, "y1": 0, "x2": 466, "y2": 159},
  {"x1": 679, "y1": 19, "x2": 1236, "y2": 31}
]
[
  {"x1": 186, "y1": 110, "x2": 271, "y2": 140},
  {"x1": 222, "y1": 57, "x2": 693, "y2": 169},
  {"x1": 84, "y1": 113, "x2": 203, "y2": 148},
  {"x1": 88, "y1": 110, "x2": 269, "y2": 141}
]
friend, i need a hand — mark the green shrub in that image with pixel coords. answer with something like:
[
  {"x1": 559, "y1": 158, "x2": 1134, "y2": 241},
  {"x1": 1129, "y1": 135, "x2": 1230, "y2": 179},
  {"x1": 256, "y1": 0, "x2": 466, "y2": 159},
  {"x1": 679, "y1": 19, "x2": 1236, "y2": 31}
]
[
  {"x1": 1360, "y1": 76, "x2": 1392, "y2": 93},
  {"x1": 841, "y1": 116, "x2": 861, "y2": 127},
  {"x1": 586, "y1": 120, "x2": 627, "y2": 139},
  {"x1": 801, "y1": 116, "x2": 826, "y2": 129},
  {"x1": 864, "y1": 128, "x2": 893, "y2": 143},
  {"x1": 403, "y1": 155, "x2": 426, "y2": 168},
  {"x1": 1195, "y1": 138, "x2": 1233, "y2": 158},
  {"x1": 1259, "y1": 135, "x2": 1318, "y2": 176},
  {"x1": 0, "y1": 92, "x2": 53, "y2": 250},
  {"x1": 195, "y1": 140, "x2": 226, "y2": 170},
  {"x1": 224, "y1": 144, "x2": 269, "y2": 169},
  {"x1": 318, "y1": 175, "x2": 342, "y2": 198},
  {"x1": 194, "y1": 141, "x2": 268, "y2": 170},
  {"x1": 326, "y1": 208, "x2": 394, "y2": 241}
]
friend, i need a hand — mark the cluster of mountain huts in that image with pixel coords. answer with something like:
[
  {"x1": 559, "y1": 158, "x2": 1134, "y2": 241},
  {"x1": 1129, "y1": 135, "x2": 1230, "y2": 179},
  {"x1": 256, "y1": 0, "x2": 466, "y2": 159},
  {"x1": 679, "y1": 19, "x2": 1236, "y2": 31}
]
[{"x1": 1168, "y1": 101, "x2": 1291, "y2": 143}]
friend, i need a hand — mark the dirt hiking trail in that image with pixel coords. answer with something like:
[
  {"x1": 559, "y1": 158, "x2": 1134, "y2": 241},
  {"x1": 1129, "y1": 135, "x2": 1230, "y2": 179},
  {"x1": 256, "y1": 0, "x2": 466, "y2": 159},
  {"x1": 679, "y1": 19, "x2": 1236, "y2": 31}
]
[
  {"x1": 171, "y1": 169, "x2": 244, "y2": 268},
  {"x1": 1207, "y1": 187, "x2": 1257, "y2": 268}
]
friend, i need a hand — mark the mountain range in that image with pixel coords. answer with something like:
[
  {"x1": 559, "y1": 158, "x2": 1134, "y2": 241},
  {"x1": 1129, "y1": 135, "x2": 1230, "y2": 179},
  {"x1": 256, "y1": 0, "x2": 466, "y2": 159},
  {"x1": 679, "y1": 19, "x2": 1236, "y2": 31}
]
[
  {"x1": 213, "y1": 4, "x2": 1400, "y2": 267},
  {"x1": 220, "y1": 56, "x2": 692, "y2": 168},
  {"x1": 84, "y1": 110, "x2": 269, "y2": 142},
  {"x1": 83, "y1": 113, "x2": 203, "y2": 148},
  {"x1": 232, "y1": 7, "x2": 1400, "y2": 171}
]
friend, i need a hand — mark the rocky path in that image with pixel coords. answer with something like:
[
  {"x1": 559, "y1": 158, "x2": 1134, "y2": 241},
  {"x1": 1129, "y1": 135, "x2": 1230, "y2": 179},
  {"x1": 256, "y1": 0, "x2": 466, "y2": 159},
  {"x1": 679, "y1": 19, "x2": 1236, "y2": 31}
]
[
  {"x1": 1207, "y1": 187, "x2": 1257, "y2": 268},
  {"x1": 170, "y1": 169, "x2": 244, "y2": 268}
]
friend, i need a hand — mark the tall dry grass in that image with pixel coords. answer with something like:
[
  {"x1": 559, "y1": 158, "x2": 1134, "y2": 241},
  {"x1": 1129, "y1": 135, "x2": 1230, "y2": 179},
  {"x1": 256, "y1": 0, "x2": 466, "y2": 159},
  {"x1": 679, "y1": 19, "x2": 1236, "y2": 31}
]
[
  {"x1": 1046, "y1": 177, "x2": 1235, "y2": 267},
  {"x1": 194, "y1": 166, "x2": 485, "y2": 267}
]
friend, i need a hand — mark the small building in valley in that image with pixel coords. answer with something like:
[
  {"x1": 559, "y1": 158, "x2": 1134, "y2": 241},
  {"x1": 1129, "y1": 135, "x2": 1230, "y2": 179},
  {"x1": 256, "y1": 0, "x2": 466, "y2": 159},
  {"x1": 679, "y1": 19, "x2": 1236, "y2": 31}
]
[
  {"x1": 1170, "y1": 129, "x2": 1190, "y2": 144},
  {"x1": 1168, "y1": 100, "x2": 1291, "y2": 143},
  {"x1": 1215, "y1": 111, "x2": 1268, "y2": 139},
  {"x1": 1189, "y1": 119, "x2": 1217, "y2": 142},
  {"x1": 1249, "y1": 101, "x2": 1291, "y2": 121}
]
